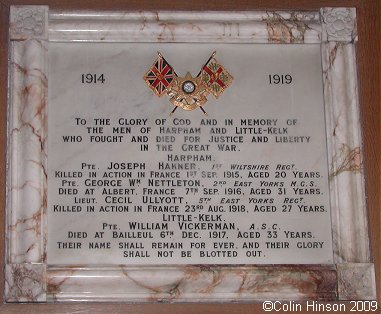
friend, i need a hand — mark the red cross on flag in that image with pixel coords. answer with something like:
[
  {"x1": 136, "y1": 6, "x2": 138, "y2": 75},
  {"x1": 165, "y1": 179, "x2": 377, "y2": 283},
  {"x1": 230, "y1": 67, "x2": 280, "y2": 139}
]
[
  {"x1": 201, "y1": 56, "x2": 233, "y2": 98},
  {"x1": 144, "y1": 54, "x2": 175, "y2": 97}
]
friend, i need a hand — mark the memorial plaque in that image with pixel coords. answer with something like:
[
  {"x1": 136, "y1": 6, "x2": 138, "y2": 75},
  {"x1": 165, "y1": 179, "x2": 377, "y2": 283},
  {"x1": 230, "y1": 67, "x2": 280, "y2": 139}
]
[
  {"x1": 48, "y1": 43, "x2": 333, "y2": 265},
  {"x1": 5, "y1": 6, "x2": 376, "y2": 302}
]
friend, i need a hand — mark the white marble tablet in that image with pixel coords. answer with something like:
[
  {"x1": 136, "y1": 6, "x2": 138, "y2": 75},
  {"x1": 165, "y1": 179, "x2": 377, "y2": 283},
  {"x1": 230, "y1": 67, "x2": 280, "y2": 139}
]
[{"x1": 47, "y1": 43, "x2": 333, "y2": 265}]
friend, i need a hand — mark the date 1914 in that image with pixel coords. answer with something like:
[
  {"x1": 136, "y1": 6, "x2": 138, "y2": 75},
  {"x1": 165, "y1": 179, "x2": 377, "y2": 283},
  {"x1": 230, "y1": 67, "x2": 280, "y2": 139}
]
[{"x1": 81, "y1": 73, "x2": 105, "y2": 84}]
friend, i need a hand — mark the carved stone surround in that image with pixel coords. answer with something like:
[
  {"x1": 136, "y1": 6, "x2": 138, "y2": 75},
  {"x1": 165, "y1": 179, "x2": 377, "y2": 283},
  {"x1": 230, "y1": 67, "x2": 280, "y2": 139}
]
[
  {"x1": 5, "y1": 6, "x2": 375, "y2": 302},
  {"x1": 10, "y1": 6, "x2": 48, "y2": 39}
]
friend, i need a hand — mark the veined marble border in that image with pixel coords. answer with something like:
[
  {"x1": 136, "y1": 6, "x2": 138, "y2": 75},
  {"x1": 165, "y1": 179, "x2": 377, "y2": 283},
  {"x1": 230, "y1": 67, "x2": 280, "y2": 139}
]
[{"x1": 5, "y1": 6, "x2": 376, "y2": 302}]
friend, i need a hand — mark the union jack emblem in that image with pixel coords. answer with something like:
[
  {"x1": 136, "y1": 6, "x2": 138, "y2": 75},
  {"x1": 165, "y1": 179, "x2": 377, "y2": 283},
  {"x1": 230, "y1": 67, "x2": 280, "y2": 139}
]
[{"x1": 143, "y1": 54, "x2": 175, "y2": 97}]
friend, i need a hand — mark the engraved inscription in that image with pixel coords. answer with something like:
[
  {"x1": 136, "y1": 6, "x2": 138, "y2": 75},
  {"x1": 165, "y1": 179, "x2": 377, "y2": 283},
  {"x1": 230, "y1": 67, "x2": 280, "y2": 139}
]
[{"x1": 47, "y1": 43, "x2": 333, "y2": 265}]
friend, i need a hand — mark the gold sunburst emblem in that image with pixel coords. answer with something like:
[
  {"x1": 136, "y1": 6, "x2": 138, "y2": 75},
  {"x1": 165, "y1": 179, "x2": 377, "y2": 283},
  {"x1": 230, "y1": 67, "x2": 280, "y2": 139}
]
[{"x1": 167, "y1": 72, "x2": 209, "y2": 112}]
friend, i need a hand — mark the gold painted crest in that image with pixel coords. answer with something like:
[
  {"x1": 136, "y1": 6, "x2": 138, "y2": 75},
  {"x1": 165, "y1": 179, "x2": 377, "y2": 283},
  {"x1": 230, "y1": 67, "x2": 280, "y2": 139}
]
[{"x1": 143, "y1": 51, "x2": 233, "y2": 115}]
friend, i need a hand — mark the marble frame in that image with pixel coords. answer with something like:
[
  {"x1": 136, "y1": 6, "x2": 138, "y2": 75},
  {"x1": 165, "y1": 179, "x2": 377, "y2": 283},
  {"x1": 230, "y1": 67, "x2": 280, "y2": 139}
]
[{"x1": 5, "y1": 6, "x2": 376, "y2": 302}]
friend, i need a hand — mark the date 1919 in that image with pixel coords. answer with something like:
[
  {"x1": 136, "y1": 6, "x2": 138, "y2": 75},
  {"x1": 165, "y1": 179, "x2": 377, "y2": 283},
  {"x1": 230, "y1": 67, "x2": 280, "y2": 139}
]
[
  {"x1": 81, "y1": 73, "x2": 105, "y2": 84},
  {"x1": 269, "y1": 74, "x2": 292, "y2": 85}
]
